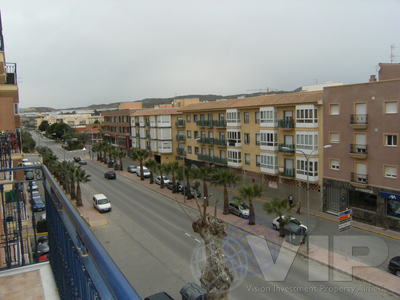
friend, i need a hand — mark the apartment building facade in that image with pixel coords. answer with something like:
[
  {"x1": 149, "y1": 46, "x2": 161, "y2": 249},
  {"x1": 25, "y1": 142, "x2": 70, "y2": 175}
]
[
  {"x1": 323, "y1": 78, "x2": 400, "y2": 228},
  {"x1": 131, "y1": 108, "x2": 182, "y2": 164},
  {"x1": 179, "y1": 91, "x2": 325, "y2": 209}
]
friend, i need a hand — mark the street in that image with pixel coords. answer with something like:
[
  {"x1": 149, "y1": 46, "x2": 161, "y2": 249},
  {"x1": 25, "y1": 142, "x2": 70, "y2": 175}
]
[{"x1": 30, "y1": 131, "x2": 398, "y2": 300}]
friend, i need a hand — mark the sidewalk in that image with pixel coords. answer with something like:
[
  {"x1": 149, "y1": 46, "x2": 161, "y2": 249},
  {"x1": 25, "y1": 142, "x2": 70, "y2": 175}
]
[{"x1": 87, "y1": 157, "x2": 400, "y2": 296}]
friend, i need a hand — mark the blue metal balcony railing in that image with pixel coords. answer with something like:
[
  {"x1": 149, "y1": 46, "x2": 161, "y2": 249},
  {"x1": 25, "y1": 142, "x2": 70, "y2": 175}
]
[{"x1": 0, "y1": 165, "x2": 141, "y2": 300}]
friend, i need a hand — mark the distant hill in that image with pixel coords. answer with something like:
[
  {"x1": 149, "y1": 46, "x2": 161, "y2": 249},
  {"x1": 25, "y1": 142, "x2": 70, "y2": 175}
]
[{"x1": 21, "y1": 90, "x2": 293, "y2": 112}]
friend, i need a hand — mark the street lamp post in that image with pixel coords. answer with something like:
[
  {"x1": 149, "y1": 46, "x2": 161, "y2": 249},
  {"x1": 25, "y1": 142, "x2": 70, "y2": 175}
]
[{"x1": 283, "y1": 144, "x2": 331, "y2": 254}]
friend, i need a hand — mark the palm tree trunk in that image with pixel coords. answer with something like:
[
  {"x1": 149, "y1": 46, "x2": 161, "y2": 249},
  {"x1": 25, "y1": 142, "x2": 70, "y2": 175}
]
[
  {"x1": 172, "y1": 173, "x2": 176, "y2": 193},
  {"x1": 203, "y1": 180, "x2": 208, "y2": 206},
  {"x1": 119, "y1": 158, "x2": 123, "y2": 170},
  {"x1": 185, "y1": 174, "x2": 192, "y2": 200},
  {"x1": 160, "y1": 169, "x2": 164, "y2": 188},
  {"x1": 249, "y1": 199, "x2": 256, "y2": 225},
  {"x1": 278, "y1": 220, "x2": 285, "y2": 237},
  {"x1": 71, "y1": 181, "x2": 76, "y2": 199},
  {"x1": 140, "y1": 160, "x2": 144, "y2": 181},
  {"x1": 76, "y1": 184, "x2": 83, "y2": 206},
  {"x1": 149, "y1": 171, "x2": 154, "y2": 184},
  {"x1": 223, "y1": 184, "x2": 229, "y2": 215}
]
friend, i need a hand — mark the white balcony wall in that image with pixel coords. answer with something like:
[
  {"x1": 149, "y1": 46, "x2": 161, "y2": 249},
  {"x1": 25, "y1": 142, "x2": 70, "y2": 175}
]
[
  {"x1": 260, "y1": 130, "x2": 278, "y2": 151},
  {"x1": 150, "y1": 128, "x2": 157, "y2": 139},
  {"x1": 139, "y1": 139, "x2": 146, "y2": 150},
  {"x1": 296, "y1": 131, "x2": 319, "y2": 155},
  {"x1": 226, "y1": 109, "x2": 241, "y2": 127},
  {"x1": 295, "y1": 104, "x2": 318, "y2": 128},
  {"x1": 158, "y1": 141, "x2": 172, "y2": 153},
  {"x1": 157, "y1": 115, "x2": 171, "y2": 127},
  {"x1": 260, "y1": 107, "x2": 277, "y2": 128},
  {"x1": 149, "y1": 116, "x2": 157, "y2": 127},
  {"x1": 131, "y1": 138, "x2": 138, "y2": 148},
  {"x1": 227, "y1": 149, "x2": 242, "y2": 167},
  {"x1": 260, "y1": 153, "x2": 278, "y2": 174},
  {"x1": 295, "y1": 157, "x2": 319, "y2": 182},
  {"x1": 139, "y1": 116, "x2": 146, "y2": 127},
  {"x1": 139, "y1": 128, "x2": 146, "y2": 138},
  {"x1": 150, "y1": 140, "x2": 158, "y2": 152},
  {"x1": 157, "y1": 128, "x2": 172, "y2": 140}
]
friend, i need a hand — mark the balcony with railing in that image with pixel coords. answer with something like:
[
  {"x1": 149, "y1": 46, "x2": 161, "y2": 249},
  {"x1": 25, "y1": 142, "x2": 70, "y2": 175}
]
[
  {"x1": 350, "y1": 114, "x2": 368, "y2": 129},
  {"x1": 196, "y1": 120, "x2": 213, "y2": 127},
  {"x1": 197, "y1": 154, "x2": 227, "y2": 165},
  {"x1": 213, "y1": 138, "x2": 226, "y2": 146},
  {"x1": 176, "y1": 148, "x2": 186, "y2": 156},
  {"x1": 278, "y1": 144, "x2": 295, "y2": 154},
  {"x1": 351, "y1": 172, "x2": 368, "y2": 186},
  {"x1": 175, "y1": 119, "x2": 186, "y2": 127},
  {"x1": 0, "y1": 165, "x2": 141, "y2": 300},
  {"x1": 280, "y1": 168, "x2": 295, "y2": 178},
  {"x1": 198, "y1": 137, "x2": 214, "y2": 145},
  {"x1": 4, "y1": 63, "x2": 17, "y2": 85},
  {"x1": 212, "y1": 120, "x2": 226, "y2": 128},
  {"x1": 176, "y1": 134, "x2": 186, "y2": 141},
  {"x1": 277, "y1": 119, "x2": 294, "y2": 129},
  {"x1": 349, "y1": 144, "x2": 368, "y2": 159}
]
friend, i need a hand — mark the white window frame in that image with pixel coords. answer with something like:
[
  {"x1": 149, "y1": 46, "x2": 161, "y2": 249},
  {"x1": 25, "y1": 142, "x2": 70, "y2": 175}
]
[
  {"x1": 330, "y1": 159, "x2": 340, "y2": 170},
  {"x1": 330, "y1": 104, "x2": 340, "y2": 115},
  {"x1": 385, "y1": 134, "x2": 398, "y2": 147},
  {"x1": 226, "y1": 109, "x2": 241, "y2": 126},
  {"x1": 260, "y1": 107, "x2": 277, "y2": 127},
  {"x1": 227, "y1": 149, "x2": 242, "y2": 167},
  {"x1": 385, "y1": 102, "x2": 398, "y2": 114},
  {"x1": 260, "y1": 130, "x2": 278, "y2": 151},
  {"x1": 296, "y1": 157, "x2": 319, "y2": 181},
  {"x1": 260, "y1": 153, "x2": 278, "y2": 174},
  {"x1": 296, "y1": 131, "x2": 319, "y2": 154},
  {"x1": 329, "y1": 133, "x2": 340, "y2": 144},
  {"x1": 296, "y1": 104, "x2": 318, "y2": 128},
  {"x1": 227, "y1": 130, "x2": 241, "y2": 146},
  {"x1": 384, "y1": 166, "x2": 397, "y2": 179}
]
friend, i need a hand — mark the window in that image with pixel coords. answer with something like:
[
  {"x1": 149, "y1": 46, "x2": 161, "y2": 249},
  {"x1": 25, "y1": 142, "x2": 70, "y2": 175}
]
[
  {"x1": 256, "y1": 155, "x2": 261, "y2": 166},
  {"x1": 245, "y1": 153, "x2": 251, "y2": 165},
  {"x1": 255, "y1": 112, "x2": 260, "y2": 124},
  {"x1": 385, "y1": 102, "x2": 398, "y2": 114},
  {"x1": 220, "y1": 150, "x2": 226, "y2": 159},
  {"x1": 200, "y1": 114, "x2": 205, "y2": 121},
  {"x1": 329, "y1": 133, "x2": 340, "y2": 143},
  {"x1": 330, "y1": 159, "x2": 340, "y2": 170},
  {"x1": 260, "y1": 108, "x2": 275, "y2": 124},
  {"x1": 244, "y1": 133, "x2": 250, "y2": 144},
  {"x1": 384, "y1": 166, "x2": 397, "y2": 178},
  {"x1": 201, "y1": 131, "x2": 206, "y2": 138},
  {"x1": 14, "y1": 103, "x2": 19, "y2": 115},
  {"x1": 244, "y1": 112, "x2": 250, "y2": 123},
  {"x1": 227, "y1": 150, "x2": 241, "y2": 163},
  {"x1": 187, "y1": 130, "x2": 192, "y2": 138},
  {"x1": 195, "y1": 147, "x2": 199, "y2": 154},
  {"x1": 385, "y1": 134, "x2": 398, "y2": 146},
  {"x1": 194, "y1": 131, "x2": 199, "y2": 139},
  {"x1": 296, "y1": 107, "x2": 318, "y2": 123},
  {"x1": 260, "y1": 131, "x2": 277, "y2": 147},
  {"x1": 186, "y1": 146, "x2": 192, "y2": 154},
  {"x1": 227, "y1": 130, "x2": 241, "y2": 145},
  {"x1": 296, "y1": 159, "x2": 318, "y2": 177},
  {"x1": 219, "y1": 113, "x2": 225, "y2": 121},
  {"x1": 296, "y1": 132, "x2": 318, "y2": 150},
  {"x1": 260, "y1": 154, "x2": 278, "y2": 170},
  {"x1": 193, "y1": 114, "x2": 198, "y2": 121},
  {"x1": 330, "y1": 104, "x2": 340, "y2": 115},
  {"x1": 208, "y1": 131, "x2": 213, "y2": 138},
  {"x1": 255, "y1": 133, "x2": 260, "y2": 145},
  {"x1": 226, "y1": 110, "x2": 240, "y2": 123},
  {"x1": 186, "y1": 115, "x2": 191, "y2": 122}
]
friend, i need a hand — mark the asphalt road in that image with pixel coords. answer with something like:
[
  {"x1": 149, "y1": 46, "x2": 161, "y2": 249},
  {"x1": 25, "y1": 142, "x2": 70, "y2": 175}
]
[{"x1": 30, "y1": 131, "x2": 398, "y2": 300}]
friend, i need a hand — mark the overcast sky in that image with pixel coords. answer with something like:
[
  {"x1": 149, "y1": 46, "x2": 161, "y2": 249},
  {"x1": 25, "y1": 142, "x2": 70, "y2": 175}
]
[{"x1": 2, "y1": 0, "x2": 400, "y2": 108}]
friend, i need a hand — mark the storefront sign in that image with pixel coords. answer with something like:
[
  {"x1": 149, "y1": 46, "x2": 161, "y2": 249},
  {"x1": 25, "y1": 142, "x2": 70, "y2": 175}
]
[
  {"x1": 338, "y1": 209, "x2": 352, "y2": 231},
  {"x1": 381, "y1": 192, "x2": 400, "y2": 201},
  {"x1": 355, "y1": 188, "x2": 374, "y2": 194}
]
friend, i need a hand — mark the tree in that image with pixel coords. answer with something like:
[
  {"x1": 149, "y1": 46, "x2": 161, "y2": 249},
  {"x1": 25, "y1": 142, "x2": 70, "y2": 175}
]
[
  {"x1": 21, "y1": 130, "x2": 36, "y2": 153},
  {"x1": 130, "y1": 149, "x2": 149, "y2": 180},
  {"x1": 236, "y1": 184, "x2": 263, "y2": 225},
  {"x1": 192, "y1": 190, "x2": 233, "y2": 299},
  {"x1": 182, "y1": 165, "x2": 195, "y2": 200},
  {"x1": 157, "y1": 163, "x2": 168, "y2": 188},
  {"x1": 167, "y1": 161, "x2": 180, "y2": 193},
  {"x1": 115, "y1": 148, "x2": 126, "y2": 170},
  {"x1": 193, "y1": 166, "x2": 214, "y2": 206},
  {"x1": 38, "y1": 120, "x2": 49, "y2": 132},
  {"x1": 145, "y1": 159, "x2": 158, "y2": 184},
  {"x1": 211, "y1": 169, "x2": 240, "y2": 215},
  {"x1": 75, "y1": 167, "x2": 91, "y2": 206},
  {"x1": 67, "y1": 162, "x2": 77, "y2": 200},
  {"x1": 263, "y1": 198, "x2": 291, "y2": 237}
]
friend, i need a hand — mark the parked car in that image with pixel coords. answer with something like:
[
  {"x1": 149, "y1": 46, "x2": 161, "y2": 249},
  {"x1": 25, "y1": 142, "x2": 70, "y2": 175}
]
[
  {"x1": 167, "y1": 181, "x2": 184, "y2": 192},
  {"x1": 104, "y1": 170, "x2": 116, "y2": 179},
  {"x1": 229, "y1": 202, "x2": 250, "y2": 218},
  {"x1": 127, "y1": 165, "x2": 137, "y2": 173},
  {"x1": 144, "y1": 292, "x2": 174, "y2": 300},
  {"x1": 136, "y1": 167, "x2": 150, "y2": 178},
  {"x1": 78, "y1": 159, "x2": 87, "y2": 165},
  {"x1": 73, "y1": 156, "x2": 81, "y2": 162},
  {"x1": 388, "y1": 256, "x2": 400, "y2": 276},
  {"x1": 155, "y1": 176, "x2": 170, "y2": 185},
  {"x1": 31, "y1": 191, "x2": 41, "y2": 199},
  {"x1": 182, "y1": 186, "x2": 201, "y2": 198},
  {"x1": 93, "y1": 194, "x2": 112, "y2": 213},
  {"x1": 32, "y1": 198, "x2": 46, "y2": 212},
  {"x1": 114, "y1": 162, "x2": 122, "y2": 170},
  {"x1": 25, "y1": 171, "x2": 34, "y2": 180},
  {"x1": 272, "y1": 216, "x2": 308, "y2": 232},
  {"x1": 107, "y1": 160, "x2": 115, "y2": 168}
]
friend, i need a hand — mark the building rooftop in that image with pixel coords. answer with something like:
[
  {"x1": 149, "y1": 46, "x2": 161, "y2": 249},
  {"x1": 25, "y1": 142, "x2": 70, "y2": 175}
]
[
  {"x1": 178, "y1": 90, "x2": 323, "y2": 112},
  {"x1": 132, "y1": 108, "x2": 181, "y2": 116}
]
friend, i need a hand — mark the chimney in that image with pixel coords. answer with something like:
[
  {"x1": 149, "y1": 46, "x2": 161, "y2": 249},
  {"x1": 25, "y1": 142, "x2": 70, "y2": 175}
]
[{"x1": 369, "y1": 75, "x2": 377, "y2": 82}]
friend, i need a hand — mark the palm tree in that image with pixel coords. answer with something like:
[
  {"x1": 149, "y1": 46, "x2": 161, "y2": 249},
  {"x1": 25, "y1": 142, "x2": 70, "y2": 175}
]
[
  {"x1": 211, "y1": 169, "x2": 240, "y2": 215},
  {"x1": 67, "y1": 162, "x2": 77, "y2": 199},
  {"x1": 193, "y1": 166, "x2": 214, "y2": 206},
  {"x1": 157, "y1": 163, "x2": 167, "y2": 189},
  {"x1": 167, "y1": 161, "x2": 180, "y2": 193},
  {"x1": 182, "y1": 165, "x2": 195, "y2": 200},
  {"x1": 263, "y1": 198, "x2": 291, "y2": 237},
  {"x1": 236, "y1": 184, "x2": 263, "y2": 225},
  {"x1": 92, "y1": 143, "x2": 100, "y2": 160},
  {"x1": 130, "y1": 149, "x2": 149, "y2": 180},
  {"x1": 144, "y1": 159, "x2": 158, "y2": 184},
  {"x1": 115, "y1": 148, "x2": 126, "y2": 170},
  {"x1": 75, "y1": 167, "x2": 91, "y2": 206}
]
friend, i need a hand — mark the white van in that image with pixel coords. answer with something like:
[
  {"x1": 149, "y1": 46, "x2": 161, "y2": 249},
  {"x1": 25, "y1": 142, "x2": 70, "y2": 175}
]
[{"x1": 93, "y1": 194, "x2": 112, "y2": 213}]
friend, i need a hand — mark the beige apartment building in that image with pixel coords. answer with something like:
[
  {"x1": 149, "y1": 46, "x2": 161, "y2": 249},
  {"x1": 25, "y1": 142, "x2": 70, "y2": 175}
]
[
  {"x1": 131, "y1": 108, "x2": 183, "y2": 164},
  {"x1": 323, "y1": 67, "x2": 400, "y2": 228},
  {"x1": 179, "y1": 91, "x2": 325, "y2": 208},
  {"x1": 39, "y1": 114, "x2": 103, "y2": 128}
]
